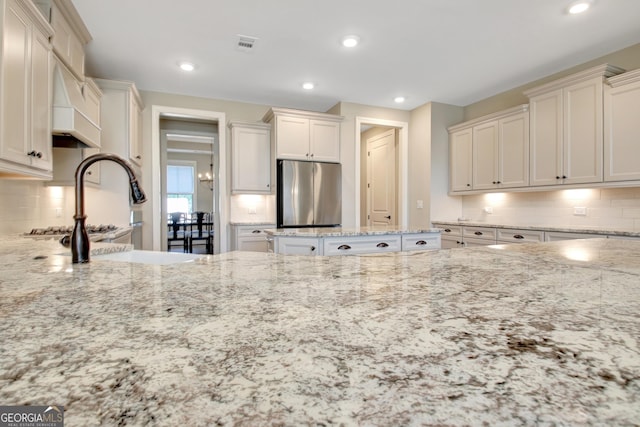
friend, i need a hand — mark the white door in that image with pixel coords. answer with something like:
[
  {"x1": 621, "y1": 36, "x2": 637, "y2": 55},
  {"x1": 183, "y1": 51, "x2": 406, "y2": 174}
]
[{"x1": 367, "y1": 129, "x2": 397, "y2": 226}]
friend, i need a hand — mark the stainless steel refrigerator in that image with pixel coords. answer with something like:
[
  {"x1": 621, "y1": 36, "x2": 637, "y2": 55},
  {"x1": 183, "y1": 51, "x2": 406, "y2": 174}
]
[{"x1": 277, "y1": 160, "x2": 341, "y2": 228}]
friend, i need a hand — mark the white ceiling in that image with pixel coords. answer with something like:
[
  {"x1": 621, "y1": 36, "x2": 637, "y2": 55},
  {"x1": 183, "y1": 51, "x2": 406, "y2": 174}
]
[{"x1": 72, "y1": 0, "x2": 640, "y2": 112}]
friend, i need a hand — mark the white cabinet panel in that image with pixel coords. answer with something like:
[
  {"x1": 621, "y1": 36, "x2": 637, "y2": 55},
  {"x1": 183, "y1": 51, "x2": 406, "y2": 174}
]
[
  {"x1": 230, "y1": 122, "x2": 271, "y2": 194},
  {"x1": 604, "y1": 69, "x2": 640, "y2": 182},
  {"x1": 277, "y1": 237, "x2": 321, "y2": 256},
  {"x1": 497, "y1": 228, "x2": 544, "y2": 244},
  {"x1": 231, "y1": 224, "x2": 274, "y2": 252},
  {"x1": 529, "y1": 89, "x2": 563, "y2": 186},
  {"x1": 449, "y1": 128, "x2": 472, "y2": 192},
  {"x1": 401, "y1": 233, "x2": 441, "y2": 251},
  {"x1": 309, "y1": 119, "x2": 340, "y2": 162},
  {"x1": 323, "y1": 235, "x2": 401, "y2": 256}
]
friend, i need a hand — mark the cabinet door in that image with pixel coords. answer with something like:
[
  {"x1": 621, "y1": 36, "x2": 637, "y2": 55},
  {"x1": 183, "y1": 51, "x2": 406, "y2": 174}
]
[
  {"x1": 276, "y1": 237, "x2": 321, "y2": 255},
  {"x1": 530, "y1": 89, "x2": 563, "y2": 186},
  {"x1": 472, "y1": 121, "x2": 498, "y2": 190},
  {"x1": 29, "y1": 26, "x2": 52, "y2": 171},
  {"x1": 604, "y1": 75, "x2": 640, "y2": 182},
  {"x1": 563, "y1": 77, "x2": 603, "y2": 184},
  {"x1": 309, "y1": 119, "x2": 340, "y2": 162},
  {"x1": 499, "y1": 112, "x2": 529, "y2": 188},
  {"x1": 50, "y1": 1, "x2": 84, "y2": 79},
  {"x1": 0, "y1": 0, "x2": 30, "y2": 166},
  {"x1": 449, "y1": 128, "x2": 472, "y2": 192},
  {"x1": 231, "y1": 125, "x2": 271, "y2": 193},
  {"x1": 129, "y1": 94, "x2": 143, "y2": 166},
  {"x1": 275, "y1": 115, "x2": 309, "y2": 160}
]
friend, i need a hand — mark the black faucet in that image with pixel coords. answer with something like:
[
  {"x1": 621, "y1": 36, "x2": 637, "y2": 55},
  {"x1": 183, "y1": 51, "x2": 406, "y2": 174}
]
[{"x1": 72, "y1": 153, "x2": 147, "y2": 263}]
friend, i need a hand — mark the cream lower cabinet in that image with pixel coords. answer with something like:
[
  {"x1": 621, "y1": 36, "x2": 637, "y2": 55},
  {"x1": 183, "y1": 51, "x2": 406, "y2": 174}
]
[
  {"x1": 435, "y1": 224, "x2": 496, "y2": 248},
  {"x1": 526, "y1": 64, "x2": 623, "y2": 187},
  {"x1": 275, "y1": 236, "x2": 321, "y2": 256},
  {"x1": 604, "y1": 69, "x2": 640, "y2": 182},
  {"x1": 324, "y1": 235, "x2": 402, "y2": 256},
  {"x1": 0, "y1": 0, "x2": 53, "y2": 178},
  {"x1": 230, "y1": 122, "x2": 271, "y2": 193},
  {"x1": 231, "y1": 224, "x2": 274, "y2": 252},
  {"x1": 263, "y1": 108, "x2": 342, "y2": 163},
  {"x1": 497, "y1": 228, "x2": 544, "y2": 244}
]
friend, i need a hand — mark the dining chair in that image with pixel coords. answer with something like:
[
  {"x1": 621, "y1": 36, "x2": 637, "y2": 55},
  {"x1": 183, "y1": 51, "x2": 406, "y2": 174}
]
[
  {"x1": 167, "y1": 212, "x2": 188, "y2": 252},
  {"x1": 187, "y1": 211, "x2": 214, "y2": 254}
]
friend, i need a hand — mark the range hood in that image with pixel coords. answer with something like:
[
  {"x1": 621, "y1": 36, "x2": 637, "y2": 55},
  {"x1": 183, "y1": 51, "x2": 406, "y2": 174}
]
[{"x1": 52, "y1": 58, "x2": 101, "y2": 148}]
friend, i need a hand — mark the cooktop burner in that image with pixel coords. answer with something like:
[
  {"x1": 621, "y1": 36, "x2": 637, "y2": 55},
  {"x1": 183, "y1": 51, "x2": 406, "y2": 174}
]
[{"x1": 28, "y1": 224, "x2": 118, "y2": 236}]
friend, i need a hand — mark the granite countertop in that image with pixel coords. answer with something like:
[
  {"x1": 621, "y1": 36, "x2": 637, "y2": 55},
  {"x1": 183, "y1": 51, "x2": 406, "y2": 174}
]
[
  {"x1": 264, "y1": 225, "x2": 441, "y2": 237},
  {"x1": 431, "y1": 219, "x2": 640, "y2": 238},
  {"x1": 229, "y1": 221, "x2": 276, "y2": 226},
  {"x1": 0, "y1": 236, "x2": 638, "y2": 425}
]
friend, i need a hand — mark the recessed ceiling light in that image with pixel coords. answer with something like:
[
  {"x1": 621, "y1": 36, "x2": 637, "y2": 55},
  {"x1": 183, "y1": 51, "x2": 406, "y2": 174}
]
[
  {"x1": 342, "y1": 35, "x2": 360, "y2": 48},
  {"x1": 394, "y1": 96, "x2": 406, "y2": 103},
  {"x1": 302, "y1": 82, "x2": 315, "y2": 90},
  {"x1": 179, "y1": 62, "x2": 195, "y2": 72},
  {"x1": 568, "y1": 1, "x2": 592, "y2": 14}
]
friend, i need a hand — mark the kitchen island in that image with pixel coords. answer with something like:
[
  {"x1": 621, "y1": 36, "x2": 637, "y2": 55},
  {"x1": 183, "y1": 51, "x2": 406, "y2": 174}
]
[{"x1": 0, "y1": 236, "x2": 638, "y2": 425}]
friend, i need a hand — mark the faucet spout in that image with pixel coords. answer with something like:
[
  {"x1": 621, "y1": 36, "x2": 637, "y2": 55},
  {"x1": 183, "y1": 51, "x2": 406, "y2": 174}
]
[{"x1": 72, "y1": 153, "x2": 147, "y2": 263}]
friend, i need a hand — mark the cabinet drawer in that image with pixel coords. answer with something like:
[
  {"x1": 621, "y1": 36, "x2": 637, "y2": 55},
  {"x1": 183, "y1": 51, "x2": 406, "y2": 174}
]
[
  {"x1": 497, "y1": 228, "x2": 545, "y2": 243},
  {"x1": 462, "y1": 226, "x2": 496, "y2": 241},
  {"x1": 237, "y1": 227, "x2": 272, "y2": 238},
  {"x1": 437, "y1": 225, "x2": 463, "y2": 237},
  {"x1": 324, "y1": 235, "x2": 401, "y2": 256},
  {"x1": 402, "y1": 233, "x2": 441, "y2": 251}
]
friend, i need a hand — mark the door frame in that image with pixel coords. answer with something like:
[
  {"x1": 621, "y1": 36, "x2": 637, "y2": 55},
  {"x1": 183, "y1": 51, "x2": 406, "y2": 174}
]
[
  {"x1": 355, "y1": 117, "x2": 408, "y2": 228},
  {"x1": 151, "y1": 105, "x2": 228, "y2": 252}
]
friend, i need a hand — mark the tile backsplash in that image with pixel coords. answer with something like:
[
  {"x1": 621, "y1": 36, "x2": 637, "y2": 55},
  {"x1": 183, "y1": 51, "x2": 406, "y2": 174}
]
[
  {"x1": 0, "y1": 180, "x2": 69, "y2": 234},
  {"x1": 459, "y1": 187, "x2": 640, "y2": 230}
]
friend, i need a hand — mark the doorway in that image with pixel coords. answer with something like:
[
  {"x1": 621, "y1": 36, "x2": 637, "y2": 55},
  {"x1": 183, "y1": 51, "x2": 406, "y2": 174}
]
[
  {"x1": 151, "y1": 106, "x2": 227, "y2": 252},
  {"x1": 161, "y1": 123, "x2": 217, "y2": 252},
  {"x1": 355, "y1": 117, "x2": 408, "y2": 228}
]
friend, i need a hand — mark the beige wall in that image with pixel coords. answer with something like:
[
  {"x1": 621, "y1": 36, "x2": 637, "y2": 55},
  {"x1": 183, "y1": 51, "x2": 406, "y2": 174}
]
[{"x1": 463, "y1": 43, "x2": 640, "y2": 121}]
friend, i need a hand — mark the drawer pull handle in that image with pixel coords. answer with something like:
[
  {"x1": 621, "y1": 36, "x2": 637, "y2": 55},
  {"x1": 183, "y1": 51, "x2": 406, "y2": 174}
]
[
  {"x1": 311, "y1": 246, "x2": 316, "y2": 252},
  {"x1": 252, "y1": 230, "x2": 261, "y2": 234},
  {"x1": 337, "y1": 244, "x2": 351, "y2": 250},
  {"x1": 514, "y1": 234, "x2": 524, "y2": 239},
  {"x1": 444, "y1": 228, "x2": 451, "y2": 233},
  {"x1": 415, "y1": 240, "x2": 427, "y2": 246},
  {"x1": 376, "y1": 242, "x2": 389, "y2": 248},
  {"x1": 474, "y1": 231, "x2": 483, "y2": 236}
]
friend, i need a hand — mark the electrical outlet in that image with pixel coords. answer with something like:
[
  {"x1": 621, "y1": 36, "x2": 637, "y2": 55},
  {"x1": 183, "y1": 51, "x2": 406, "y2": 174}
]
[
  {"x1": 483, "y1": 206, "x2": 493, "y2": 214},
  {"x1": 573, "y1": 206, "x2": 587, "y2": 216},
  {"x1": 248, "y1": 206, "x2": 257, "y2": 214},
  {"x1": 55, "y1": 207, "x2": 63, "y2": 218},
  {"x1": 416, "y1": 200, "x2": 424, "y2": 209}
]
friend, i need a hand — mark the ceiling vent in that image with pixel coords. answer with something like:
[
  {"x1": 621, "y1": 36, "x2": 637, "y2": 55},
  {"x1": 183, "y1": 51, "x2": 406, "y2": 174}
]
[{"x1": 237, "y1": 35, "x2": 258, "y2": 52}]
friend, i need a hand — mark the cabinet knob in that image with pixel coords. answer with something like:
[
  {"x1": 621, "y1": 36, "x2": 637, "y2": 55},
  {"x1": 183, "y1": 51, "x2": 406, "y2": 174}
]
[
  {"x1": 444, "y1": 228, "x2": 451, "y2": 233},
  {"x1": 492, "y1": 181, "x2": 496, "y2": 184},
  {"x1": 136, "y1": 155, "x2": 142, "y2": 159},
  {"x1": 86, "y1": 171, "x2": 92, "y2": 175},
  {"x1": 311, "y1": 246, "x2": 316, "y2": 252},
  {"x1": 496, "y1": 181, "x2": 501, "y2": 184},
  {"x1": 376, "y1": 242, "x2": 389, "y2": 248},
  {"x1": 556, "y1": 176, "x2": 560, "y2": 180},
  {"x1": 466, "y1": 183, "x2": 471, "y2": 187},
  {"x1": 562, "y1": 175, "x2": 567, "y2": 179}
]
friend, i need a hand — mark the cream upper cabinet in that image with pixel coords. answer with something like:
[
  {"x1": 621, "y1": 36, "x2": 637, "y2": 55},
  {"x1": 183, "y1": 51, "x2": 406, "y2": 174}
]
[
  {"x1": 526, "y1": 64, "x2": 624, "y2": 186},
  {"x1": 604, "y1": 69, "x2": 640, "y2": 182},
  {"x1": 0, "y1": 0, "x2": 53, "y2": 178},
  {"x1": 449, "y1": 127, "x2": 472, "y2": 192},
  {"x1": 94, "y1": 79, "x2": 144, "y2": 167},
  {"x1": 450, "y1": 105, "x2": 528, "y2": 192},
  {"x1": 48, "y1": 0, "x2": 90, "y2": 80},
  {"x1": 263, "y1": 108, "x2": 342, "y2": 163},
  {"x1": 230, "y1": 121, "x2": 271, "y2": 194},
  {"x1": 472, "y1": 120, "x2": 499, "y2": 190}
]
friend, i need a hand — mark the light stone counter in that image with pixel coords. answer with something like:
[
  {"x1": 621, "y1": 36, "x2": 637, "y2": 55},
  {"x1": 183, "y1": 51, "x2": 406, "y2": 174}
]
[{"x1": 0, "y1": 236, "x2": 639, "y2": 425}]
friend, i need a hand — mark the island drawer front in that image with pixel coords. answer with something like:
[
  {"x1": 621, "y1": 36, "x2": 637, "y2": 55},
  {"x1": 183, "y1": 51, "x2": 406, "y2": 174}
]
[
  {"x1": 402, "y1": 233, "x2": 441, "y2": 251},
  {"x1": 496, "y1": 228, "x2": 545, "y2": 243},
  {"x1": 323, "y1": 235, "x2": 402, "y2": 256},
  {"x1": 437, "y1": 225, "x2": 463, "y2": 237},
  {"x1": 462, "y1": 226, "x2": 497, "y2": 241},
  {"x1": 236, "y1": 226, "x2": 273, "y2": 238}
]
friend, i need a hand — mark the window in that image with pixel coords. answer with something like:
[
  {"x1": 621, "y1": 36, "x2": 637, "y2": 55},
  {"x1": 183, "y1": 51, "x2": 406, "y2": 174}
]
[{"x1": 167, "y1": 162, "x2": 195, "y2": 213}]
